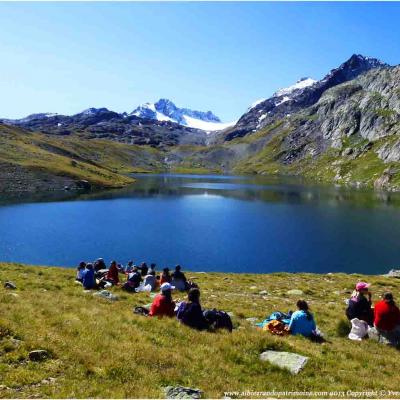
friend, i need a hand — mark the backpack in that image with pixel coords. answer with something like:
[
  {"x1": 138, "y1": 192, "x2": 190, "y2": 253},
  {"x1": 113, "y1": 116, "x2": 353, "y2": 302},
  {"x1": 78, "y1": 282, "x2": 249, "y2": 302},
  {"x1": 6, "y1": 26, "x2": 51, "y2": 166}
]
[{"x1": 203, "y1": 309, "x2": 233, "y2": 332}]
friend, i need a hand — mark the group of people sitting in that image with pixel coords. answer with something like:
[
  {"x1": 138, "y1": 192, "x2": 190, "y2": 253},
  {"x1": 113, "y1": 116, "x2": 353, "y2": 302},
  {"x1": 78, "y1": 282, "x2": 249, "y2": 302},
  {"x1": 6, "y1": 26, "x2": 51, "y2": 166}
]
[
  {"x1": 75, "y1": 260, "x2": 400, "y2": 344},
  {"x1": 76, "y1": 258, "x2": 230, "y2": 331},
  {"x1": 76, "y1": 258, "x2": 194, "y2": 293},
  {"x1": 345, "y1": 281, "x2": 400, "y2": 346}
]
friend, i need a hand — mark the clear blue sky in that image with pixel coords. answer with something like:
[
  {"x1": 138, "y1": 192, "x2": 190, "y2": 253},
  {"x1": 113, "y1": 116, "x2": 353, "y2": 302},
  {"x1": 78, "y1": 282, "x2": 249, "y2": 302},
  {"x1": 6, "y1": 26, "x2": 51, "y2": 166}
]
[{"x1": 1, "y1": 2, "x2": 400, "y2": 122}]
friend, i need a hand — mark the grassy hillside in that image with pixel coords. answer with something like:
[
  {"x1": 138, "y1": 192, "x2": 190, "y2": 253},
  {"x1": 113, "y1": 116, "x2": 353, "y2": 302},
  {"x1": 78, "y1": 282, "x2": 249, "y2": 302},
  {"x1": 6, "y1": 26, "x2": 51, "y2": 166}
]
[
  {"x1": 1, "y1": 263, "x2": 400, "y2": 398},
  {"x1": 0, "y1": 124, "x2": 164, "y2": 192}
]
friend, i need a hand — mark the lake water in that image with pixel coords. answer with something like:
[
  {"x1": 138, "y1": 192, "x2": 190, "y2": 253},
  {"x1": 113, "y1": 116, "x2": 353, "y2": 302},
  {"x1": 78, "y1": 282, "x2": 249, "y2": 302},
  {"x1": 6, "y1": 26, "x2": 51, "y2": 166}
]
[{"x1": 0, "y1": 173, "x2": 399, "y2": 274}]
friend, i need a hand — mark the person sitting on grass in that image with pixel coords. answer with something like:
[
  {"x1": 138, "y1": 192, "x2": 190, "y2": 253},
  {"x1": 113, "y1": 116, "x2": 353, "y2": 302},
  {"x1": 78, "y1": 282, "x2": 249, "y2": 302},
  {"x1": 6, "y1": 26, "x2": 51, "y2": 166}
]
[
  {"x1": 288, "y1": 300, "x2": 317, "y2": 338},
  {"x1": 171, "y1": 264, "x2": 188, "y2": 291},
  {"x1": 76, "y1": 261, "x2": 86, "y2": 282},
  {"x1": 372, "y1": 292, "x2": 400, "y2": 346},
  {"x1": 149, "y1": 263, "x2": 156, "y2": 274},
  {"x1": 122, "y1": 266, "x2": 142, "y2": 292},
  {"x1": 93, "y1": 258, "x2": 106, "y2": 272},
  {"x1": 139, "y1": 262, "x2": 149, "y2": 277},
  {"x1": 82, "y1": 263, "x2": 96, "y2": 290},
  {"x1": 176, "y1": 288, "x2": 209, "y2": 331},
  {"x1": 143, "y1": 270, "x2": 157, "y2": 291},
  {"x1": 105, "y1": 260, "x2": 120, "y2": 286},
  {"x1": 149, "y1": 282, "x2": 176, "y2": 317},
  {"x1": 160, "y1": 267, "x2": 172, "y2": 285},
  {"x1": 346, "y1": 282, "x2": 374, "y2": 326},
  {"x1": 125, "y1": 260, "x2": 134, "y2": 273}
]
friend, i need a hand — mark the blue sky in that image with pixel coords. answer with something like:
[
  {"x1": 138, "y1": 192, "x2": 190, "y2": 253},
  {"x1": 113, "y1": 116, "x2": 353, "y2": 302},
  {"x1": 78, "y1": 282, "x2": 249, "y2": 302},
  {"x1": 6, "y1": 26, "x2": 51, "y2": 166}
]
[{"x1": 1, "y1": 2, "x2": 400, "y2": 122}]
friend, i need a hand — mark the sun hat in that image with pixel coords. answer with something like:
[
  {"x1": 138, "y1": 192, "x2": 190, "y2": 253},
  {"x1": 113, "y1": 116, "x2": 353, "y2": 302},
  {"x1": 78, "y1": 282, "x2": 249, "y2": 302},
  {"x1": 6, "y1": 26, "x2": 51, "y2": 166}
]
[
  {"x1": 356, "y1": 282, "x2": 370, "y2": 291},
  {"x1": 160, "y1": 282, "x2": 175, "y2": 292}
]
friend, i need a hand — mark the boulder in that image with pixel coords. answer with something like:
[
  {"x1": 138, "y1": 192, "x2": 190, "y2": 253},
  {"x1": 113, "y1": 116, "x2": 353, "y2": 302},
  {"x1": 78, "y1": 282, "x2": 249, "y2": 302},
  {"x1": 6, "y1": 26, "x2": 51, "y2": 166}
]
[
  {"x1": 4, "y1": 281, "x2": 16, "y2": 289},
  {"x1": 93, "y1": 290, "x2": 119, "y2": 301},
  {"x1": 29, "y1": 350, "x2": 50, "y2": 362},
  {"x1": 385, "y1": 269, "x2": 400, "y2": 278},
  {"x1": 286, "y1": 289, "x2": 304, "y2": 296},
  {"x1": 164, "y1": 386, "x2": 202, "y2": 399},
  {"x1": 259, "y1": 350, "x2": 308, "y2": 374}
]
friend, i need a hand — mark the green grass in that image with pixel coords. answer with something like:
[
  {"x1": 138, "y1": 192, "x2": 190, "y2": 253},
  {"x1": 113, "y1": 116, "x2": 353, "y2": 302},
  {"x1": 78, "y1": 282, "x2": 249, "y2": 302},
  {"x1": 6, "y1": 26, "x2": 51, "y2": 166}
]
[
  {"x1": 2, "y1": 263, "x2": 400, "y2": 398},
  {"x1": 0, "y1": 125, "x2": 165, "y2": 190}
]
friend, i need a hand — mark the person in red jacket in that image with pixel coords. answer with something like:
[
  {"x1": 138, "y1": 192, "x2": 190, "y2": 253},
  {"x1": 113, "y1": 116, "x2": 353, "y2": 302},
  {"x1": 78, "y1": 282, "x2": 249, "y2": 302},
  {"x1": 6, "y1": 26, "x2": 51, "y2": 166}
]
[
  {"x1": 373, "y1": 292, "x2": 400, "y2": 346},
  {"x1": 149, "y1": 282, "x2": 176, "y2": 317},
  {"x1": 105, "y1": 260, "x2": 120, "y2": 285}
]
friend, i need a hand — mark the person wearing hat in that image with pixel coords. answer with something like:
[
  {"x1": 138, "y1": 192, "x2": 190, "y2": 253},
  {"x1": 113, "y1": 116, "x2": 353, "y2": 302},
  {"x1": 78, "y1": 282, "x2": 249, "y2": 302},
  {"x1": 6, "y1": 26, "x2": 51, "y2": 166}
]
[
  {"x1": 373, "y1": 292, "x2": 400, "y2": 345},
  {"x1": 149, "y1": 282, "x2": 176, "y2": 317},
  {"x1": 160, "y1": 267, "x2": 172, "y2": 285},
  {"x1": 346, "y1": 282, "x2": 374, "y2": 326}
]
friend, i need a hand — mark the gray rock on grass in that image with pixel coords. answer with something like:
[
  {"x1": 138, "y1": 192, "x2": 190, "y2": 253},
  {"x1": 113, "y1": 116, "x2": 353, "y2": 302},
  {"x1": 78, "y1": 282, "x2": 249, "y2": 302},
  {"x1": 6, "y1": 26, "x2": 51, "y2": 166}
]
[
  {"x1": 286, "y1": 289, "x2": 304, "y2": 296},
  {"x1": 4, "y1": 281, "x2": 17, "y2": 289},
  {"x1": 29, "y1": 350, "x2": 50, "y2": 362},
  {"x1": 164, "y1": 386, "x2": 203, "y2": 399},
  {"x1": 260, "y1": 350, "x2": 308, "y2": 374}
]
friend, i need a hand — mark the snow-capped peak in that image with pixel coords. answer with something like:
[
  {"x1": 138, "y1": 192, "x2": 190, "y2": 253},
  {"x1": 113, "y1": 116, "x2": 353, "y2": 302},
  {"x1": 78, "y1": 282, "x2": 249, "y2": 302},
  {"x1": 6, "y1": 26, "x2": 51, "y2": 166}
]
[
  {"x1": 130, "y1": 99, "x2": 233, "y2": 132},
  {"x1": 274, "y1": 77, "x2": 317, "y2": 97}
]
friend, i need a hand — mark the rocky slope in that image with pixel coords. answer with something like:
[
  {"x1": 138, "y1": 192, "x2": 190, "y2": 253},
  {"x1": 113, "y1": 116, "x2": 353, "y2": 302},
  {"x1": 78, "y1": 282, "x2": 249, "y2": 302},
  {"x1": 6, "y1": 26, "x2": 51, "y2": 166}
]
[{"x1": 2, "y1": 54, "x2": 400, "y2": 192}]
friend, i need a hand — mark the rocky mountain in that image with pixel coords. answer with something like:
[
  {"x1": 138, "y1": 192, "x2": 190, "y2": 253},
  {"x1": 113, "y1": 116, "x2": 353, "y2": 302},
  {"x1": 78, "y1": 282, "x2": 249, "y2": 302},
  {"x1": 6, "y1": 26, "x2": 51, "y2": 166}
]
[
  {"x1": 222, "y1": 54, "x2": 389, "y2": 141},
  {"x1": 130, "y1": 98, "x2": 233, "y2": 131},
  {"x1": 2, "y1": 53, "x2": 400, "y2": 192},
  {"x1": 1, "y1": 107, "x2": 208, "y2": 147}
]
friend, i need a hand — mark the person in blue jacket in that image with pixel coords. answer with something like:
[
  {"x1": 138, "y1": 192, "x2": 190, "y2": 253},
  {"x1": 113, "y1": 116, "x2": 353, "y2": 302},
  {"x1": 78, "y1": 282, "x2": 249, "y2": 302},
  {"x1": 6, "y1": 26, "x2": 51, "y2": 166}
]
[
  {"x1": 177, "y1": 288, "x2": 209, "y2": 330},
  {"x1": 82, "y1": 263, "x2": 96, "y2": 290},
  {"x1": 288, "y1": 300, "x2": 316, "y2": 337}
]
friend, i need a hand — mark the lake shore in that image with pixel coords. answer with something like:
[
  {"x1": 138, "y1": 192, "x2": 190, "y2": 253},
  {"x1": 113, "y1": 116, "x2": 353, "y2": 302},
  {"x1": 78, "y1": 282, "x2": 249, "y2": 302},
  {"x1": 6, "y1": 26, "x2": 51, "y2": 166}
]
[{"x1": 1, "y1": 262, "x2": 400, "y2": 398}]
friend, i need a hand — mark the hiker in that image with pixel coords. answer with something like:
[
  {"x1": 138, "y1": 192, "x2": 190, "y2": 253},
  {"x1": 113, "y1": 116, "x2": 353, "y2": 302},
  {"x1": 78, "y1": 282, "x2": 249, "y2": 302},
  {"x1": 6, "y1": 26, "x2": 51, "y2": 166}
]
[
  {"x1": 149, "y1": 263, "x2": 156, "y2": 274},
  {"x1": 82, "y1": 263, "x2": 96, "y2": 290},
  {"x1": 346, "y1": 282, "x2": 374, "y2": 326},
  {"x1": 372, "y1": 292, "x2": 400, "y2": 346},
  {"x1": 143, "y1": 270, "x2": 157, "y2": 291},
  {"x1": 139, "y1": 262, "x2": 149, "y2": 277},
  {"x1": 149, "y1": 282, "x2": 176, "y2": 317},
  {"x1": 160, "y1": 267, "x2": 172, "y2": 285},
  {"x1": 125, "y1": 261, "x2": 134, "y2": 273},
  {"x1": 76, "y1": 261, "x2": 86, "y2": 282},
  {"x1": 105, "y1": 260, "x2": 120, "y2": 286},
  {"x1": 176, "y1": 288, "x2": 209, "y2": 330},
  {"x1": 171, "y1": 265, "x2": 188, "y2": 291},
  {"x1": 122, "y1": 267, "x2": 142, "y2": 292},
  {"x1": 288, "y1": 300, "x2": 317, "y2": 338},
  {"x1": 93, "y1": 258, "x2": 106, "y2": 272}
]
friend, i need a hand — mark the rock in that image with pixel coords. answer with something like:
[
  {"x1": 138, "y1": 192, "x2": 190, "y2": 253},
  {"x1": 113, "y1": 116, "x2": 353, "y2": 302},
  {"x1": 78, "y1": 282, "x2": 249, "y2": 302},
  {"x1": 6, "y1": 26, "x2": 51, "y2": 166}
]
[
  {"x1": 249, "y1": 286, "x2": 257, "y2": 290},
  {"x1": 342, "y1": 147, "x2": 353, "y2": 156},
  {"x1": 76, "y1": 179, "x2": 91, "y2": 190},
  {"x1": 287, "y1": 289, "x2": 304, "y2": 296},
  {"x1": 4, "y1": 281, "x2": 16, "y2": 289},
  {"x1": 164, "y1": 386, "x2": 202, "y2": 399},
  {"x1": 29, "y1": 350, "x2": 49, "y2": 362},
  {"x1": 384, "y1": 269, "x2": 400, "y2": 278},
  {"x1": 259, "y1": 290, "x2": 268, "y2": 295},
  {"x1": 93, "y1": 290, "x2": 119, "y2": 301},
  {"x1": 246, "y1": 317, "x2": 259, "y2": 324},
  {"x1": 259, "y1": 350, "x2": 309, "y2": 374}
]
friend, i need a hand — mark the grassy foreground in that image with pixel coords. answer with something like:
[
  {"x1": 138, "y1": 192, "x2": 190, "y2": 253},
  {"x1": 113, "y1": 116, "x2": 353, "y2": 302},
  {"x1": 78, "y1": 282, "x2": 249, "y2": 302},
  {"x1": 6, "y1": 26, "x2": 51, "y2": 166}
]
[{"x1": 1, "y1": 263, "x2": 400, "y2": 398}]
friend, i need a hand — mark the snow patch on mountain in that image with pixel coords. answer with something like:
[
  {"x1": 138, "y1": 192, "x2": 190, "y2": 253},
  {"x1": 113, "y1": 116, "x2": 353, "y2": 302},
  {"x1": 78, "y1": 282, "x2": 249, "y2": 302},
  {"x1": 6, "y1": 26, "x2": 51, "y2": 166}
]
[
  {"x1": 130, "y1": 99, "x2": 231, "y2": 132},
  {"x1": 274, "y1": 77, "x2": 317, "y2": 97}
]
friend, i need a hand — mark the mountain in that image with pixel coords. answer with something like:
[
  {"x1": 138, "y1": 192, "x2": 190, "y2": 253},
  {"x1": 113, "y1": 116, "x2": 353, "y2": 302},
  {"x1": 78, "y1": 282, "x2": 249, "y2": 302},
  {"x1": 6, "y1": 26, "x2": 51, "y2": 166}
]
[
  {"x1": 1, "y1": 107, "x2": 209, "y2": 147},
  {"x1": 222, "y1": 54, "x2": 389, "y2": 141},
  {"x1": 2, "y1": 54, "x2": 400, "y2": 192},
  {"x1": 130, "y1": 98, "x2": 233, "y2": 131}
]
